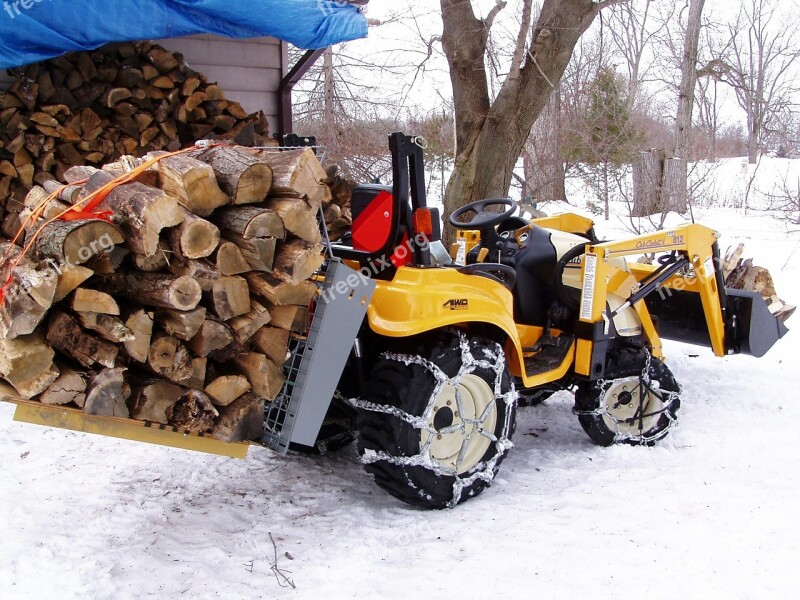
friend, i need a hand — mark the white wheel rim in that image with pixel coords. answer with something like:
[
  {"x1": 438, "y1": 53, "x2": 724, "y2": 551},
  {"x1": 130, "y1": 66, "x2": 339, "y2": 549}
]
[
  {"x1": 601, "y1": 376, "x2": 664, "y2": 436},
  {"x1": 422, "y1": 374, "x2": 498, "y2": 475}
]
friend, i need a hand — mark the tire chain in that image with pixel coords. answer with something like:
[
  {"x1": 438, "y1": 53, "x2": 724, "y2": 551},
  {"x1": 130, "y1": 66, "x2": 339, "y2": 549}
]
[
  {"x1": 351, "y1": 330, "x2": 518, "y2": 507},
  {"x1": 573, "y1": 349, "x2": 681, "y2": 444}
]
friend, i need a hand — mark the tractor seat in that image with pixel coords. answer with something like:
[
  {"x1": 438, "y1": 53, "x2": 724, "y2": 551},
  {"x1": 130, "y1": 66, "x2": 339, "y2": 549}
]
[{"x1": 513, "y1": 225, "x2": 558, "y2": 326}]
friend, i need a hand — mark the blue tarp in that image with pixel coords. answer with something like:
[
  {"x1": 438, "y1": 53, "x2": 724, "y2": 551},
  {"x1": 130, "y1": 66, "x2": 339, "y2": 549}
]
[{"x1": 0, "y1": 0, "x2": 368, "y2": 69}]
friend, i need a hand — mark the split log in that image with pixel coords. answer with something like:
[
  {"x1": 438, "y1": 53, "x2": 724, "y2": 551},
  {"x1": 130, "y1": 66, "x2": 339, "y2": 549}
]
[
  {"x1": 212, "y1": 205, "x2": 284, "y2": 239},
  {"x1": 272, "y1": 239, "x2": 325, "y2": 285},
  {"x1": 75, "y1": 312, "x2": 135, "y2": 343},
  {"x1": 210, "y1": 276, "x2": 250, "y2": 320},
  {"x1": 153, "y1": 153, "x2": 229, "y2": 216},
  {"x1": 0, "y1": 246, "x2": 56, "y2": 339},
  {"x1": 84, "y1": 368, "x2": 130, "y2": 418},
  {"x1": 187, "y1": 318, "x2": 234, "y2": 357},
  {"x1": 28, "y1": 219, "x2": 123, "y2": 265},
  {"x1": 265, "y1": 197, "x2": 321, "y2": 244},
  {"x1": 46, "y1": 310, "x2": 118, "y2": 368},
  {"x1": 187, "y1": 357, "x2": 208, "y2": 390},
  {"x1": 148, "y1": 334, "x2": 193, "y2": 383},
  {"x1": 228, "y1": 300, "x2": 272, "y2": 344},
  {"x1": 82, "y1": 170, "x2": 184, "y2": 256},
  {"x1": 53, "y1": 263, "x2": 93, "y2": 302},
  {"x1": 39, "y1": 365, "x2": 86, "y2": 406},
  {"x1": 128, "y1": 379, "x2": 183, "y2": 424},
  {"x1": 123, "y1": 309, "x2": 153, "y2": 363},
  {"x1": 0, "y1": 332, "x2": 58, "y2": 398},
  {"x1": 166, "y1": 208, "x2": 220, "y2": 259},
  {"x1": 211, "y1": 392, "x2": 264, "y2": 442},
  {"x1": 70, "y1": 288, "x2": 119, "y2": 315},
  {"x1": 191, "y1": 145, "x2": 273, "y2": 204},
  {"x1": 215, "y1": 241, "x2": 250, "y2": 275},
  {"x1": 221, "y1": 231, "x2": 276, "y2": 272},
  {"x1": 157, "y1": 307, "x2": 207, "y2": 341},
  {"x1": 233, "y1": 352, "x2": 286, "y2": 401},
  {"x1": 259, "y1": 148, "x2": 330, "y2": 209},
  {"x1": 170, "y1": 389, "x2": 218, "y2": 434},
  {"x1": 205, "y1": 374, "x2": 251, "y2": 407},
  {"x1": 267, "y1": 303, "x2": 309, "y2": 333},
  {"x1": 98, "y1": 272, "x2": 202, "y2": 311},
  {"x1": 246, "y1": 272, "x2": 317, "y2": 306},
  {"x1": 252, "y1": 326, "x2": 291, "y2": 366}
]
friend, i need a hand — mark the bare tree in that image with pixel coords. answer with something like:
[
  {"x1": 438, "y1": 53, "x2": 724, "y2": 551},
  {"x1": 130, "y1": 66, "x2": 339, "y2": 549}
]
[
  {"x1": 713, "y1": 0, "x2": 800, "y2": 164},
  {"x1": 670, "y1": 0, "x2": 705, "y2": 209},
  {"x1": 439, "y1": 0, "x2": 623, "y2": 242}
]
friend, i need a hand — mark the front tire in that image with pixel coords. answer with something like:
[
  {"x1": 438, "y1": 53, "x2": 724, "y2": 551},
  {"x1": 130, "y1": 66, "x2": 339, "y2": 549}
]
[
  {"x1": 575, "y1": 349, "x2": 681, "y2": 446},
  {"x1": 356, "y1": 331, "x2": 517, "y2": 509}
]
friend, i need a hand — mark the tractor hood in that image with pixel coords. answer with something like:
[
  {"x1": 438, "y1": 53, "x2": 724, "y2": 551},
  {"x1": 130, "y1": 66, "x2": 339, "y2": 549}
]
[{"x1": 0, "y1": 0, "x2": 368, "y2": 69}]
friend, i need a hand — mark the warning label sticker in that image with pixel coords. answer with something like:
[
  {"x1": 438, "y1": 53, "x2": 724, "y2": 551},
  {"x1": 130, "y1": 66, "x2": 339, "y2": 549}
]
[{"x1": 580, "y1": 253, "x2": 598, "y2": 321}]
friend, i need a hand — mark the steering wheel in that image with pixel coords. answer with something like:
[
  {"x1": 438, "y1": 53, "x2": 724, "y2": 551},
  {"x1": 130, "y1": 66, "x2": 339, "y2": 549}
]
[
  {"x1": 449, "y1": 198, "x2": 517, "y2": 230},
  {"x1": 458, "y1": 263, "x2": 517, "y2": 292}
]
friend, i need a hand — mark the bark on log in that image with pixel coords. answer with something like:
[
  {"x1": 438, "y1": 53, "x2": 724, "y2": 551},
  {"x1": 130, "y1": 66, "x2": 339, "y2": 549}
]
[
  {"x1": 271, "y1": 239, "x2": 325, "y2": 285},
  {"x1": 46, "y1": 309, "x2": 118, "y2": 369},
  {"x1": 82, "y1": 169, "x2": 184, "y2": 256},
  {"x1": 259, "y1": 148, "x2": 330, "y2": 209},
  {"x1": 84, "y1": 367, "x2": 130, "y2": 418},
  {"x1": 98, "y1": 272, "x2": 202, "y2": 311},
  {"x1": 0, "y1": 332, "x2": 58, "y2": 398},
  {"x1": 212, "y1": 205, "x2": 284, "y2": 239},
  {"x1": 75, "y1": 311, "x2": 135, "y2": 343},
  {"x1": 168, "y1": 258, "x2": 219, "y2": 292},
  {"x1": 211, "y1": 392, "x2": 264, "y2": 442},
  {"x1": 0, "y1": 246, "x2": 56, "y2": 339},
  {"x1": 191, "y1": 145, "x2": 273, "y2": 205},
  {"x1": 28, "y1": 219, "x2": 123, "y2": 265}
]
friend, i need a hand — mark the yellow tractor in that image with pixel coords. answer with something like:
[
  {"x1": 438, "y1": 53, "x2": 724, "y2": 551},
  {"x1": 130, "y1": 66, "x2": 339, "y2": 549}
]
[
  {"x1": 4, "y1": 133, "x2": 789, "y2": 510},
  {"x1": 329, "y1": 133, "x2": 789, "y2": 508}
]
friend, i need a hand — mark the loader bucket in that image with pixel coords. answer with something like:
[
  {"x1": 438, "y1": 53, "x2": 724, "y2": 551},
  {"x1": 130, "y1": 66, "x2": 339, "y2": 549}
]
[{"x1": 644, "y1": 288, "x2": 789, "y2": 358}]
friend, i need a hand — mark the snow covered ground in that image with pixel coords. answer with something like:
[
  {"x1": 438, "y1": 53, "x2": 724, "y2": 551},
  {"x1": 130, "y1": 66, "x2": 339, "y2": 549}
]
[{"x1": 1, "y1": 162, "x2": 799, "y2": 599}]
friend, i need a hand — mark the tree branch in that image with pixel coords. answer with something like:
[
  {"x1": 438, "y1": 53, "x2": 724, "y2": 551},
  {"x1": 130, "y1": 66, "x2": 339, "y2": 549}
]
[{"x1": 484, "y1": 0, "x2": 508, "y2": 29}]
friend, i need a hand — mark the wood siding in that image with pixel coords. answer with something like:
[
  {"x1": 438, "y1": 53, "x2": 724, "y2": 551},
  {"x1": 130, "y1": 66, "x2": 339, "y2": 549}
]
[{"x1": 1, "y1": 36, "x2": 284, "y2": 134}]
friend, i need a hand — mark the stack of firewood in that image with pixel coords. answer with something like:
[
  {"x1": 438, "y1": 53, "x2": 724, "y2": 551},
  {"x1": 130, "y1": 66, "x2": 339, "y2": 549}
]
[
  {"x1": 0, "y1": 144, "x2": 342, "y2": 443},
  {"x1": 0, "y1": 41, "x2": 272, "y2": 238}
]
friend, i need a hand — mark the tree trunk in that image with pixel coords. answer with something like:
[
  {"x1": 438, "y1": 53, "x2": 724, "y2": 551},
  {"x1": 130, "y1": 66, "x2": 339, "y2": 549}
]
[
  {"x1": 441, "y1": 0, "x2": 604, "y2": 244},
  {"x1": 673, "y1": 0, "x2": 705, "y2": 210},
  {"x1": 632, "y1": 149, "x2": 666, "y2": 217}
]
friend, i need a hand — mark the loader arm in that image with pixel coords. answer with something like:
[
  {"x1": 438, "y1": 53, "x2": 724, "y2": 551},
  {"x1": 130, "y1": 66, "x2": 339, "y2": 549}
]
[{"x1": 578, "y1": 223, "x2": 787, "y2": 359}]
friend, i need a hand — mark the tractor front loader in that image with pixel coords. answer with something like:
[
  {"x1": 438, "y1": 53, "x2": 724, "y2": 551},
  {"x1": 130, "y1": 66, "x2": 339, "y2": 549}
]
[{"x1": 2, "y1": 133, "x2": 790, "y2": 510}]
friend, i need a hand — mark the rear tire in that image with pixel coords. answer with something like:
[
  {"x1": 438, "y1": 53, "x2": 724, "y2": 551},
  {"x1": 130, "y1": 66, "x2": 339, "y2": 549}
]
[
  {"x1": 356, "y1": 331, "x2": 516, "y2": 509},
  {"x1": 575, "y1": 349, "x2": 681, "y2": 446}
]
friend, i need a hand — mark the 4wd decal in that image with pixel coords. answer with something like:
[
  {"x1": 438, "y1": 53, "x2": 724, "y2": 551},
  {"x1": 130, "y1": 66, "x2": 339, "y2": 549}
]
[{"x1": 443, "y1": 298, "x2": 469, "y2": 311}]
